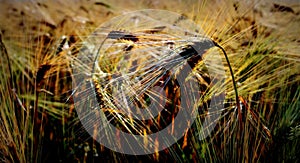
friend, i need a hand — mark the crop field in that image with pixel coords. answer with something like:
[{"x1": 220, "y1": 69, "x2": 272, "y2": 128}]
[{"x1": 0, "y1": 0, "x2": 299, "y2": 162}]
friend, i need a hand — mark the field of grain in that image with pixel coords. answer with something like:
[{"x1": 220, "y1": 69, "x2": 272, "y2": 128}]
[{"x1": 0, "y1": 0, "x2": 299, "y2": 162}]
